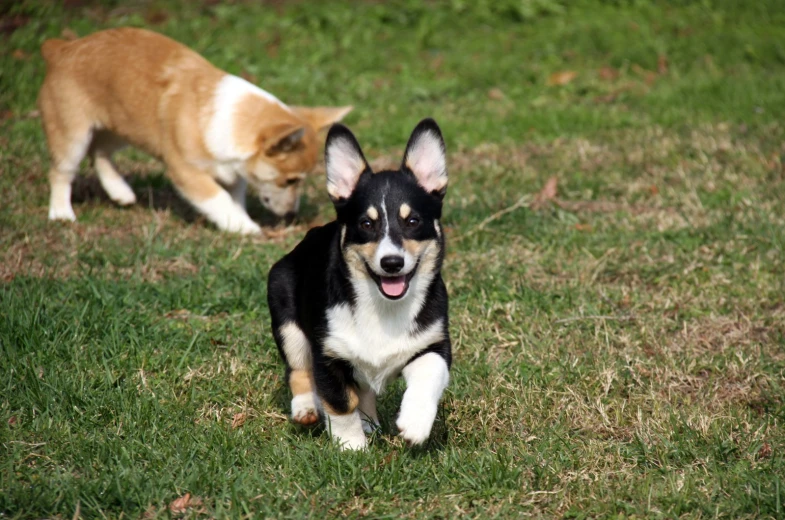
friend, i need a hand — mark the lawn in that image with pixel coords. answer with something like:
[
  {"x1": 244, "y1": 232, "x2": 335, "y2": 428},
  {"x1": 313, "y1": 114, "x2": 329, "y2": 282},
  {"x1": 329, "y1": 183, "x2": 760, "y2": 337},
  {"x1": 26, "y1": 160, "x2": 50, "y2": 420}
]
[{"x1": 1, "y1": 0, "x2": 784, "y2": 517}]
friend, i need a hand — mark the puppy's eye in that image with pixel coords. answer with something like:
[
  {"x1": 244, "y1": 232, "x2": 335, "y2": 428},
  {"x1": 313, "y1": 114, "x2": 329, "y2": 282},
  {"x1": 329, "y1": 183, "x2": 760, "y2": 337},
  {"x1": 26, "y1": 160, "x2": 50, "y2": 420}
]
[
  {"x1": 359, "y1": 219, "x2": 373, "y2": 231},
  {"x1": 405, "y1": 216, "x2": 421, "y2": 228}
]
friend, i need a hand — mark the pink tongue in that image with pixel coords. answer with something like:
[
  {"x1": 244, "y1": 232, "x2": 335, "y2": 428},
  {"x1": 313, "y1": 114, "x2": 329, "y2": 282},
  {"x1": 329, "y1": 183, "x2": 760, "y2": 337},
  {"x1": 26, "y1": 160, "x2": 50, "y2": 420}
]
[{"x1": 380, "y1": 276, "x2": 406, "y2": 297}]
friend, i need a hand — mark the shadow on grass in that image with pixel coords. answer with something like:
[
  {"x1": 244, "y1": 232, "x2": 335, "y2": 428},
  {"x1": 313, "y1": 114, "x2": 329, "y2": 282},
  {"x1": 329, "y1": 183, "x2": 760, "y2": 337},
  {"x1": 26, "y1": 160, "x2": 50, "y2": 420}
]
[
  {"x1": 70, "y1": 173, "x2": 320, "y2": 227},
  {"x1": 273, "y1": 377, "x2": 450, "y2": 452}
]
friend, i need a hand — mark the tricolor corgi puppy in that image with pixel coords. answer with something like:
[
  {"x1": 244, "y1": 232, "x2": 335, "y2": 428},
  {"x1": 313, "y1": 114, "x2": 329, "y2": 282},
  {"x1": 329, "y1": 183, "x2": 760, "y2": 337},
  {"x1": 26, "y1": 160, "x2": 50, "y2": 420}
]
[
  {"x1": 38, "y1": 27, "x2": 352, "y2": 234},
  {"x1": 267, "y1": 119, "x2": 452, "y2": 450}
]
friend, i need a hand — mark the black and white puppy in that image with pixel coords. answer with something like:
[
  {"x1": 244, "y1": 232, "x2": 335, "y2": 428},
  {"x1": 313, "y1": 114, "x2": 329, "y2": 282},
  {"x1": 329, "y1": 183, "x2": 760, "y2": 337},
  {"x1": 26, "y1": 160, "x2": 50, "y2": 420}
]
[{"x1": 267, "y1": 119, "x2": 452, "y2": 450}]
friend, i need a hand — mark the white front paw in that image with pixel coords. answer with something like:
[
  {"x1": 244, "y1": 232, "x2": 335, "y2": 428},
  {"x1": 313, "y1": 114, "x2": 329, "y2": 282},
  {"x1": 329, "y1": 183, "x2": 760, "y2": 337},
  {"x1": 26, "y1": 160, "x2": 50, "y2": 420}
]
[
  {"x1": 219, "y1": 213, "x2": 261, "y2": 235},
  {"x1": 49, "y1": 205, "x2": 77, "y2": 222},
  {"x1": 327, "y1": 411, "x2": 367, "y2": 451},
  {"x1": 195, "y1": 191, "x2": 261, "y2": 234},
  {"x1": 335, "y1": 431, "x2": 368, "y2": 451},
  {"x1": 109, "y1": 184, "x2": 137, "y2": 206},
  {"x1": 396, "y1": 404, "x2": 437, "y2": 446}
]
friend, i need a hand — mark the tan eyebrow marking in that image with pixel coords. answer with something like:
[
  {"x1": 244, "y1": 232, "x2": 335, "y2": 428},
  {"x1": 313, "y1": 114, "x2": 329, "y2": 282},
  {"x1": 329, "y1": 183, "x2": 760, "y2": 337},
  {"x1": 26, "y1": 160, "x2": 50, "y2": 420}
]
[
  {"x1": 367, "y1": 206, "x2": 379, "y2": 220},
  {"x1": 399, "y1": 203, "x2": 411, "y2": 219}
]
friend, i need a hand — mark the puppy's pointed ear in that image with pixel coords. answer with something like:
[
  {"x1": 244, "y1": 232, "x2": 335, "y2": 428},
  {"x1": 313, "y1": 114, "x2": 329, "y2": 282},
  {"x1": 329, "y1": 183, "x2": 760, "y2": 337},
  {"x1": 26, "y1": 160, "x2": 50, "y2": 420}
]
[
  {"x1": 402, "y1": 118, "x2": 447, "y2": 198},
  {"x1": 325, "y1": 124, "x2": 369, "y2": 201},
  {"x1": 292, "y1": 106, "x2": 353, "y2": 132},
  {"x1": 262, "y1": 124, "x2": 305, "y2": 156}
]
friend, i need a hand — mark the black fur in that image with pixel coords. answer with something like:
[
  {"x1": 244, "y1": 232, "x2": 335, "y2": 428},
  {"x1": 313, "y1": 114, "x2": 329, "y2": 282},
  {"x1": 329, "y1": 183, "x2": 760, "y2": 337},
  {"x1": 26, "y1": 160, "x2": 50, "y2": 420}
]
[{"x1": 267, "y1": 118, "x2": 451, "y2": 418}]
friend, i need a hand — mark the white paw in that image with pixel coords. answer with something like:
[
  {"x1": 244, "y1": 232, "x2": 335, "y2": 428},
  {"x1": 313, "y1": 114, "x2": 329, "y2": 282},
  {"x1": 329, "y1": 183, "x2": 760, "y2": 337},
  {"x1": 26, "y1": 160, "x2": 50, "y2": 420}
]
[
  {"x1": 107, "y1": 182, "x2": 137, "y2": 206},
  {"x1": 396, "y1": 404, "x2": 437, "y2": 446},
  {"x1": 336, "y1": 431, "x2": 368, "y2": 451},
  {"x1": 212, "y1": 211, "x2": 261, "y2": 234},
  {"x1": 327, "y1": 411, "x2": 367, "y2": 451},
  {"x1": 194, "y1": 191, "x2": 262, "y2": 235},
  {"x1": 291, "y1": 393, "x2": 319, "y2": 426},
  {"x1": 48, "y1": 205, "x2": 76, "y2": 222}
]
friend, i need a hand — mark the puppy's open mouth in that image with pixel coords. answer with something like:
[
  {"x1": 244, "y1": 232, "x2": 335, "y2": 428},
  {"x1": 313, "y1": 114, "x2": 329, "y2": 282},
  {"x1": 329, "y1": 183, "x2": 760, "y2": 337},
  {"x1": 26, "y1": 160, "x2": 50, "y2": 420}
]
[{"x1": 364, "y1": 263, "x2": 417, "y2": 300}]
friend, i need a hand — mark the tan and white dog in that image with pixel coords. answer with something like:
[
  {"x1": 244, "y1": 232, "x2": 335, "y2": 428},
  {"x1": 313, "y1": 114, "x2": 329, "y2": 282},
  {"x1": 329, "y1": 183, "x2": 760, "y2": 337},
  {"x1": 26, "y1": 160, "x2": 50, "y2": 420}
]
[{"x1": 38, "y1": 27, "x2": 352, "y2": 234}]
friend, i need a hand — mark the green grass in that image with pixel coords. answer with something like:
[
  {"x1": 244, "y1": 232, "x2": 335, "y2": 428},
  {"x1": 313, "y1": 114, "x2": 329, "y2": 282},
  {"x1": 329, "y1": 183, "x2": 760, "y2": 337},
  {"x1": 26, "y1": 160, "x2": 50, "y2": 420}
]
[{"x1": 1, "y1": 0, "x2": 785, "y2": 517}]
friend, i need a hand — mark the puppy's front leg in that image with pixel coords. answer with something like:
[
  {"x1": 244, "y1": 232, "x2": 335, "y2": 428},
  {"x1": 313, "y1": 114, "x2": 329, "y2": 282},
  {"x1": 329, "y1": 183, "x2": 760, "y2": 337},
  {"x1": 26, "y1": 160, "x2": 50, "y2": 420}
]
[
  {"x1": 397, "y1": 351, "x2": 451, "y2": 446},
  {"x1": 316, "y1": 362, "x2": 367, "y2": 450},
  {"x1": 167, "y1": 159, "x2": 260, "y2": 234}
]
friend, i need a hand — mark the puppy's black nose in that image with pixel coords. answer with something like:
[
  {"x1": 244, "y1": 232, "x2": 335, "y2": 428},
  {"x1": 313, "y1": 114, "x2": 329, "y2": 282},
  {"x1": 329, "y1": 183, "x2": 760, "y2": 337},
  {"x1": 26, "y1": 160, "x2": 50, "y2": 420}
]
[{"x1": 380, "y1": 255, "x2": 404, "y2": 274}]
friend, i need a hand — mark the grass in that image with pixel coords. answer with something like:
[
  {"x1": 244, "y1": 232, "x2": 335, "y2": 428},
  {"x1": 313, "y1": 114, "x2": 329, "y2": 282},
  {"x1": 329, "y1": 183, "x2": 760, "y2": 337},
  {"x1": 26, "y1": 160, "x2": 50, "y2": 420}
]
[{"x1": 1, "y1": 0, "x2": 784, "y2": 517}]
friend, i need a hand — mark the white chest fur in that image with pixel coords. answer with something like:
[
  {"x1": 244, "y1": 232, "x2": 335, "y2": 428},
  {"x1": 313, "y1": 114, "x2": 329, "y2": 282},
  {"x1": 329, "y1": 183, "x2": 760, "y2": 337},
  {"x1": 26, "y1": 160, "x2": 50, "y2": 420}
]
[{"x1": 324, "y1": 277, "x2": 444, "y2": 393}]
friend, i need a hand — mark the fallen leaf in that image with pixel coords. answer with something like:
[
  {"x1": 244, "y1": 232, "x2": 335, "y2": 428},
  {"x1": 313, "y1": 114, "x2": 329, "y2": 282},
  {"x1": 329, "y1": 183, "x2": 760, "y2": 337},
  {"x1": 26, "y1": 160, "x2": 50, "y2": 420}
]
[
  {"x1": 657, "y1": 54, "x2": 668, "y2": 75},
  {"x1": 144, "y1": 8, "x2": 169, "y2": 25},
  {"x1": 758, "y1": 443, "x2": 772, "y2": 459},
  {"x1": 1, "y1": 110, "x2": 13, "y2": 121},
  {"x1": 540, "y1": 176, "x2": 558, "y2": 200},
  {"x1": 380, "y1": 452, "x2": 396, "y2": 466},
  {"x1": 61, "y1": 28, "x2": 78, "y2": 40},
  {"x1": 648, "y1": 184, "x2": 659, "y2": 195},
  {"x1": 574, "y1": 223, "x2": 592, "y2": 232},
  {"x1": 547, "y1": 70, "x2": 577, "y2": 86},
  {"x1": 265, "y1": 32, "x2": 282, "y2": 58},
  {"x1": 373, "y1": 77, "x2": 391, "y2": 89},
  {"x1": 231, "y1": 413, "x2": 246, "y2": 429},
  {"x1": 8, "y1": 416, "x2": 17, "y2": 426},
  {"x1": 12, "y1": 49, "x2": 29, "y2": 60},
  {"x1": 487, "y1": 87, "x2": 505, "y2": 100},
  {"x1": 598, "y1": 66, "x2": 619, "y2": 81},
  {"x1": 531, "y1": 176, "x2": 558, "y2": 209},
  {"x1": 169, "y1": 493, "x2": 203, "y2": 514}
]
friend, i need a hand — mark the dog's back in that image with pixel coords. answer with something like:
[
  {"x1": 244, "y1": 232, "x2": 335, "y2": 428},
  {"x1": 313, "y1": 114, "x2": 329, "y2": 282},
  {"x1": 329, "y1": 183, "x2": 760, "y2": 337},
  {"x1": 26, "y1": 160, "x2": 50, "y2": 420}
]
[{"x1": 39, "y1": 28, "x2": 219, "y2": 157}]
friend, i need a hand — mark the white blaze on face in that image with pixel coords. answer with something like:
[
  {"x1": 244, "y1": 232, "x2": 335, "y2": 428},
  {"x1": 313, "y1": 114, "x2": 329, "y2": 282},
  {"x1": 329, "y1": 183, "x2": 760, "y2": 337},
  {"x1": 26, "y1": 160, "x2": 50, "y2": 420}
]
[{"x1": 371, "y1": 200, "x2": 416, "y2": 298}]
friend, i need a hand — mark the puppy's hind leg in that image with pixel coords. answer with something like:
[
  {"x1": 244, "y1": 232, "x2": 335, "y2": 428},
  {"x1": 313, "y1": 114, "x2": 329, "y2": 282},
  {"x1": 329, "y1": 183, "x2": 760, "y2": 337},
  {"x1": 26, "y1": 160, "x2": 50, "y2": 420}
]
[
  {"x1": 91, "y1": 131, "x2": 136, "y2": 206},
  {"x1": 39, "y1": 82, "x2": 92, "y2": 222},
  {"x1": 268, "y1": 261, "x2": 317, "y2": 425},
  {"x1": 44, "y1": 125, "x2": 92, "y2": 222}
]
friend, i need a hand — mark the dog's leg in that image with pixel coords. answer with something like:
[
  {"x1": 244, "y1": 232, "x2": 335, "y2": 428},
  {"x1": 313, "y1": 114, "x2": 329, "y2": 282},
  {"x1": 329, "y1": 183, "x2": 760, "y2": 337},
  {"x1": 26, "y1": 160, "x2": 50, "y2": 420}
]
[
  {"x1": 322, "y1": 386, "x2": 366, "y2": 451},
  {"x1": 314, "y1": 361, "x2": 366, "y2": 450},
  {"x1": 396, "y1": 351, "x2": 450, "y2": 446},
  {"x1": 227, "y1": 177, "x2": 247, "y2": 210},
  {"x1": 44, "y1": 126, "x2": 92, "y2": 222},
  {"x1": 289, "y1": 368, "x2": 318, "y2": 425},
  {"x1": 279, "y1": 321, "x2": 318, "y2": 425},
  {"x1": 268, "y1": 261, "x2": 318, "y2": 424},
  {"x1": 91, "y1": 131, "x2": 136, "y2": 206},
  {"x1": 167, "y1": 159, "x2": 260, "y2": 234},
  {"x1": 357, "y1": 385, "x2": 379, "y2": 433}
]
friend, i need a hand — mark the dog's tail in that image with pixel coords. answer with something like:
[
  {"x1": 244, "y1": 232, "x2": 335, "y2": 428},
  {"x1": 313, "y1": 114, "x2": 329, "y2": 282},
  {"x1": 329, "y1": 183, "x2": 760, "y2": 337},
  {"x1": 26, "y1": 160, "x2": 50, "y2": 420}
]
[{"x1": 41, "y1": 38, "x2": 69, "y2": 64}]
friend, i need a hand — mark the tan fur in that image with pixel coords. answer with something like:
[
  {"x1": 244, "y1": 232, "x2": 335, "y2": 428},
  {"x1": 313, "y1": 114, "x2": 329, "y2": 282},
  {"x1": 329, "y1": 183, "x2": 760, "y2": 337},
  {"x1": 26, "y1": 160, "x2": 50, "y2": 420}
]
[
  {"x1": 321, "y1": 386, "x2": 360, "y2": 416},
  {"x1": 367, "y1": 206, "x2": 379, "y2": 220},
  {"x1": 289, "y1": 369, "x2": 313, "y2": 396},
  {"x1": 399, "y1": 203, "x2": 411, "y2": 219},
  {"x1": 404, "y1": 238, "x2": 440, "y2": 276},
  {"x1": 38, "y1": 27, "x2": 351, "y2": 229},
  {"x1": 343, "y1": 242, "x2": 378, "y2": 279}
]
